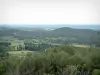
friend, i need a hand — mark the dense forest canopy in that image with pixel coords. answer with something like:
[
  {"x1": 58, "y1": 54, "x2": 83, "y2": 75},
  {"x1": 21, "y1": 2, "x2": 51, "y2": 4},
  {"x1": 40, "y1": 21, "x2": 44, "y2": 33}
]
[{"x1": 0, "y1": 45, "x2": 100, "y2": 75}]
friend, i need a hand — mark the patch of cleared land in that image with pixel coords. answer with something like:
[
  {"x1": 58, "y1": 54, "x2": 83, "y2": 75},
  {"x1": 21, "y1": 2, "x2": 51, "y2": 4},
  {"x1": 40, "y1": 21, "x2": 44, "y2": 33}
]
[
  {"x1": 8, "y1": 51, "x2": 34, "y2": 56},
  {"x1": 72, "y1": 44, "x2": 90, "y2": 48}
]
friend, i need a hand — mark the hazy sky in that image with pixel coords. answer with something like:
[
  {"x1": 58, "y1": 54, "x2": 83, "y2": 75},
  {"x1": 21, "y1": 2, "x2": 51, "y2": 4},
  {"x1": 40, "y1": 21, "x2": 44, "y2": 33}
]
[{"x1": 0, "y1": 0, "x2": 100, "y2": 25}]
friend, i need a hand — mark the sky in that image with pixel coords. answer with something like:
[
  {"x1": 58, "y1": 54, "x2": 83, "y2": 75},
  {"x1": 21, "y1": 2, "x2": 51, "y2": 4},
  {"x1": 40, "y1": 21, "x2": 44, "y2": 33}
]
[{"x1": 0, "y1": 0, "x2": 100, "y2": 25}]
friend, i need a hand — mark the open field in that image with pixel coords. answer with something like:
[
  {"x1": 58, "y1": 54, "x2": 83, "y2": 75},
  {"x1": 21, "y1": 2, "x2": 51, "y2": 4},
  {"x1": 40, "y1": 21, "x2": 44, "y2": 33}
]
[
  {"x1": 8, "y1": 50, "x2": 34, "y2": 56},
  {"x1": 72, "y1": 44, "x2": 90, "y2": 48}
]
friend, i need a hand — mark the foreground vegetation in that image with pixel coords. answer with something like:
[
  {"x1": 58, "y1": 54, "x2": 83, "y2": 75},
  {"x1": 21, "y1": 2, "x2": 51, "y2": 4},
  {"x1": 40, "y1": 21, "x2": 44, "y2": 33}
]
[{"x1": 0, "y1": 45, "x2": 100, "y2": 75}]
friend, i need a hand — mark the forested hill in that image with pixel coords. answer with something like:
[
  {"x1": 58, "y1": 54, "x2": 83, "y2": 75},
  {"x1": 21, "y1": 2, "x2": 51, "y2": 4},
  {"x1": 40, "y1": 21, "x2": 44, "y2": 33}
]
[
  {"x1": 50, "y1": 27, "x2": 97, "y2": 37},
  {"x1": 0, "y1": 26, "x2": 100, "y2": 46},
  {"x1": 47, "y1": 27, "x2": 100, "y2": 45},
  {"x1": 0, "y1": 27, "x2": 98, "y2": 36},
  {"x1": 0, "y1": 27, "x2": 99, "y2": 38}
]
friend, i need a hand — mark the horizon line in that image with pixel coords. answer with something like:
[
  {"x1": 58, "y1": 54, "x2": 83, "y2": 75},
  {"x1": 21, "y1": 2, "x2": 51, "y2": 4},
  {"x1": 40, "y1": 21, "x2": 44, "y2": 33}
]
[{"x1": 0, "y1": 24, "x2": 100, "y2": 26}]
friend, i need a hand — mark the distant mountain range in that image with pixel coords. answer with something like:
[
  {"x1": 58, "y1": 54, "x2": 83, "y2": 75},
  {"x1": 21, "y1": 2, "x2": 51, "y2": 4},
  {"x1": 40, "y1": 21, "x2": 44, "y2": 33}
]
[
  {"x1": 0, "y1": 24, "x2": 100, "y2": 30},
  {"x1": 0, "y1": 26, "x2": 99, "y2": 39}
]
